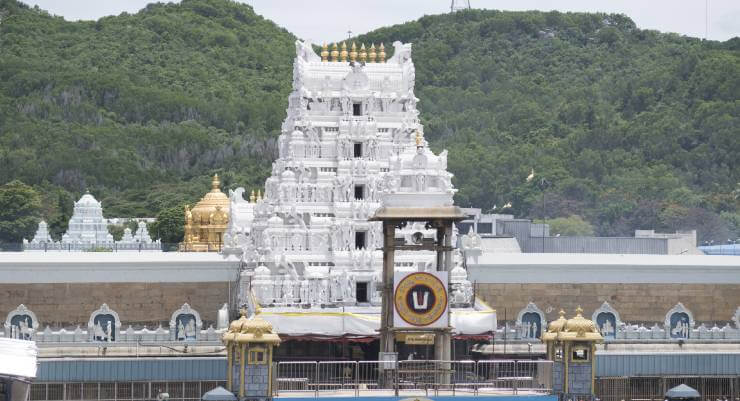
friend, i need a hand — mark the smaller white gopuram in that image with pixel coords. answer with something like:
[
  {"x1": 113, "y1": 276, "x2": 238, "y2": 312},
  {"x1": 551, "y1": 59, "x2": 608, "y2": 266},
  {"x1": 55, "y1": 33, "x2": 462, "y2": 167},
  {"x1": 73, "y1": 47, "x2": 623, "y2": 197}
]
[
  {"x1": 61, "y1": 192, "x2": 114, "y2": 245},
  {"x1": 133, "y1": 221, "x2": 154, "y2": 243},
  {"x1": 30, "y1": 220, "x2": 52, "y2": 244}
]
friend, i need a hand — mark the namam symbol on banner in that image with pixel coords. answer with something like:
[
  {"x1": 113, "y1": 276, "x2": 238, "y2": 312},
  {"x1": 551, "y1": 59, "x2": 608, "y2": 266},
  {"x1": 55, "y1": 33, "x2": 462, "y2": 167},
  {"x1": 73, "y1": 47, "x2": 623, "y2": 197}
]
[{"x1": 394, "y1": 272, "x2": 448, "y2": 327}]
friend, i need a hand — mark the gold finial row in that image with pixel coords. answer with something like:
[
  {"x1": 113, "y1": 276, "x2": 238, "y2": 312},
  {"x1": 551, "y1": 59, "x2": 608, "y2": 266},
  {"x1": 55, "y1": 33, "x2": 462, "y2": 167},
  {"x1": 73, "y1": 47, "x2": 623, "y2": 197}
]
[
  {"x1": 349, "y1": 42, "x2": 357, "y2": 62},
  {"x1": 322, "y1": 42, "x2": 386, "y2": 63},
  {"x1": 248, "y1": 189, "x2": 264, "y2": 203}
]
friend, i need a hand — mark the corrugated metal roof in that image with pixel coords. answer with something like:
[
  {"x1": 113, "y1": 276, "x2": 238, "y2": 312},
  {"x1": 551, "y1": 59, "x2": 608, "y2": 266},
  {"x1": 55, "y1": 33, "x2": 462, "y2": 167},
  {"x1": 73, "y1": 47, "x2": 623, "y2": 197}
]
[
  {"x1": 36, "y1": 354, "x2": 740, "y2": 382},
  {"x1": 596, "y1": 353, "x2": 740, "y2": 376},
  {"x1": 521, "y1": 236, "x2": 668, "y2": 254},
  {"x1": 38, "y1": 357, "x2": 226, "y2": 381}
]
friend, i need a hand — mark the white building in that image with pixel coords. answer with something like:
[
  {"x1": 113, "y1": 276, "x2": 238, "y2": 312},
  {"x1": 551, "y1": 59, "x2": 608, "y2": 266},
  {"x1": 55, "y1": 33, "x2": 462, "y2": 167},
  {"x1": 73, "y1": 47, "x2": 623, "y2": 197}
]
[
  {"x1": 61, "y1": 192, "x2": 113, "y2": 246},
  {"x1": 222, "y1": 40, "x2": 490, "y2": 338},
  {"x1": 24, "y1": 193, "x2": 160, "y2": 251},
  {"x1": 29, "y1": 220, "x2": 52, "y2": 244}
]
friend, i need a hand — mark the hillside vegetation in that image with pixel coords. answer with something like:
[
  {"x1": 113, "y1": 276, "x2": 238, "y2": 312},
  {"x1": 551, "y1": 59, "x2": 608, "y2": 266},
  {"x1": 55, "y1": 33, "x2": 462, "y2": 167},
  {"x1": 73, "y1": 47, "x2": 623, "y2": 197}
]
[{"x1": 0, "y1": 0, "x2": 738, "y2": 242}]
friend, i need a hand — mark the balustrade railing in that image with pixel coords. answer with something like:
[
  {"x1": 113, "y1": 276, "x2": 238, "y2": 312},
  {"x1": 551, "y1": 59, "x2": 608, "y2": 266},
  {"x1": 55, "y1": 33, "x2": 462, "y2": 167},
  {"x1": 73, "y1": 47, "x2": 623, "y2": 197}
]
[{"x1": 273, "y1": 359, "x2": 553, "y2": 397}]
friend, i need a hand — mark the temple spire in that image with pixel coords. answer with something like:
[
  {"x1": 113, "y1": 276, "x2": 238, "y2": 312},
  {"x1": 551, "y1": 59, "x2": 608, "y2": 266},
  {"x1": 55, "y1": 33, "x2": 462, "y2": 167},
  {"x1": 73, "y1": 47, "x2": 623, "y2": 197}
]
[
  {"x1": 349, "y1": 42, "x2": 358, "y2": 62},
  {"x1": 368, "y1": 43, "x2": 377, "y2": 63},
  {"x1": 340, "y1": 42, "x2": 348, "y2": 62},
  {"x1": 211, "y1": 174, "x2": 221, "y2": 191},
  {"x1": 330, "y1": 43, "x2": 339, "y2": 61},
  {"x1": 359, "y1": 43, "x2": 367, "y2": 63}
]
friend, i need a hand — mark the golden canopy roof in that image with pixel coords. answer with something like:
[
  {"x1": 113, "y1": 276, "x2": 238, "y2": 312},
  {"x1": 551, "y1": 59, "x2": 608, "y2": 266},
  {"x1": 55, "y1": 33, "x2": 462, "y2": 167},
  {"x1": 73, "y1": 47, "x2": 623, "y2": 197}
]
[
  {"x1": 542, "y1": 307, "x2": 603, "y2": 342},
  {"x1": 190, "y1": 174, "x2": 229, "y2": 222},
  {"x1": 223, "y1": 313, "x2": 281, "y2": 345}
]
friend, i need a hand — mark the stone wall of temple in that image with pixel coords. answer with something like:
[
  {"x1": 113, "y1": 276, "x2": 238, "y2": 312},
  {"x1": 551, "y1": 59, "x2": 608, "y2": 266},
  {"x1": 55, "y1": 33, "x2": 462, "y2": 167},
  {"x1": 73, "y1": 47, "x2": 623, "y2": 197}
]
[
  {"x1": 0, "y1": 282, "x2": 233, "y2": 327},
  {"x1": 476, "y1": 283, "x2": 740, "y2": 323}
]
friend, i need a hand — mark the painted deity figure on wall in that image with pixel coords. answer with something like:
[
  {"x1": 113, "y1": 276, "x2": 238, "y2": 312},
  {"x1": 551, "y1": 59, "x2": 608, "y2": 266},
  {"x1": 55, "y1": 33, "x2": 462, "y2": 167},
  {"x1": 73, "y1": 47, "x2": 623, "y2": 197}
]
[
  {"x1": 670, "y1": 312, "x2": 691, "y2": 339},
  {"x1": 93, "y1": 314, "x2": 115, "y2": 342}
]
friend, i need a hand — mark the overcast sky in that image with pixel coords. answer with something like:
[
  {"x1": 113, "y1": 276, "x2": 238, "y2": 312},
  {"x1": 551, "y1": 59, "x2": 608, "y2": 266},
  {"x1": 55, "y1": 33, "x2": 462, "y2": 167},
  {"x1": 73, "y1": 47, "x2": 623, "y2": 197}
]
[{"x1": 23, "y1": 0, "x2": 740, "y2": 42}]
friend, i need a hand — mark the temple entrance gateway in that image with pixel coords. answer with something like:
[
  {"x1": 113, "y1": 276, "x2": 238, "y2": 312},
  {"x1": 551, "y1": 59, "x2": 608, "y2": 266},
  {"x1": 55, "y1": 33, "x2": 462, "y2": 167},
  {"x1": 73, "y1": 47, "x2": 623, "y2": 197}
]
[{"x1": 371, "y1": 203, "x2": 465, "y2": 387}]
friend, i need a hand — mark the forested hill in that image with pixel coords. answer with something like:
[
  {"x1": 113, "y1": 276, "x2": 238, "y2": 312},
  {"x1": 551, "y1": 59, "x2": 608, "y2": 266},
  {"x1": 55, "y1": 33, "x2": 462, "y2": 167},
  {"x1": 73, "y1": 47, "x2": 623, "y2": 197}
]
[
  {"x1": 0, "y1": 0, "x2": 738, "y2": 243},
  {"x1": 356, "y1": 11, "x2": 739, "y2": 240},
  {"x1": 0, "y1": 0, "x2": 296, "y2": 239}
]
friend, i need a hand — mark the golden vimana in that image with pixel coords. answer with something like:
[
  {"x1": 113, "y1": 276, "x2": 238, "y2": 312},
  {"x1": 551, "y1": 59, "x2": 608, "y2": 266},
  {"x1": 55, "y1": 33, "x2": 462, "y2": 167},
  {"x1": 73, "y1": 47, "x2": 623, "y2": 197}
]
[{"x1": 320, "y1": 42, "x2": 386, "y2": 63}]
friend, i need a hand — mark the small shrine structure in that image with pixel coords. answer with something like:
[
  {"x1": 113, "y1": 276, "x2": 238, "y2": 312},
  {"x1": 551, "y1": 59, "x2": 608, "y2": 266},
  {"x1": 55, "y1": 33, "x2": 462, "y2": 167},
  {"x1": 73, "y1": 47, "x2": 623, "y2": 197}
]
[
  {"x1": 182, "y1": 174, "x2": 230, "y2": 251},
  {"x1": 542, "y1": 307, "x2": 603, "y2": 397},
  {"x1": 222, "y1": 312, "x2": 280, "y2": 401}
]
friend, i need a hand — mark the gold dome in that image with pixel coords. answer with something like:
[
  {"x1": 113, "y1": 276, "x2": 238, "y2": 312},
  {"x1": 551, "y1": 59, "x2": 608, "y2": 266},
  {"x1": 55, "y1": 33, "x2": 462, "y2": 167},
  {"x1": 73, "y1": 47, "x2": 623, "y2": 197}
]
[
  {"x1": 564, "y1": 306, "x2": 599, "y2": 335},
  {"x1": 180, "y1": 174, "x2": 230, "y2": 251},
  {"x1": 190, "y1": 174, "x2": 229, "y2": 220}
]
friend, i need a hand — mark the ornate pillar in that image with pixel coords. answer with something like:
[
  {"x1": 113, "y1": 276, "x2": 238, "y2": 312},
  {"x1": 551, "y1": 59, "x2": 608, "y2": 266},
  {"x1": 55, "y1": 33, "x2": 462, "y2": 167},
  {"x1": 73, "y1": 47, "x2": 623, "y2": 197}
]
[{"x1": 380, "y1": 222, "x2": 396, "y2": 354}]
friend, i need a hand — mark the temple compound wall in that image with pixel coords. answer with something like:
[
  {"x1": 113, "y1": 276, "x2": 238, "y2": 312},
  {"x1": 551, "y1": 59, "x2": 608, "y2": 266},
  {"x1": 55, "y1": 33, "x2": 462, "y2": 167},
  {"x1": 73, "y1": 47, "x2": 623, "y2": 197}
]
[
  {"x1": 0, "y1": 252, "x2": 239, "y2": 327},
  {"x1": 0, "y1": 282, "x2": 233, "y2": 327},
  {"x1": 477, "y1": 282, "x2": 739, "y2": 323},
  {"x1": 469, "y1": 253, "x2": 740, "y2": 323}
]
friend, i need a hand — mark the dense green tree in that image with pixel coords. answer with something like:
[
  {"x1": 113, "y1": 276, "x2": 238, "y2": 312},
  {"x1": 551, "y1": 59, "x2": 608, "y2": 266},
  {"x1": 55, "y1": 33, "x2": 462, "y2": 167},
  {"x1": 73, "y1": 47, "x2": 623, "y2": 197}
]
[
  {"x1": 0, "y1": 1, "x2": 738, "y2": 241},
  {"x1": 0, "y1": 180, "x2": 42, "y2": 244},
  {"x1": 544, "y1": 215, "x2": 595, "y2": 236},
  {"x1": 149, "y1": 205, "x2": 185, "y2": 246}
]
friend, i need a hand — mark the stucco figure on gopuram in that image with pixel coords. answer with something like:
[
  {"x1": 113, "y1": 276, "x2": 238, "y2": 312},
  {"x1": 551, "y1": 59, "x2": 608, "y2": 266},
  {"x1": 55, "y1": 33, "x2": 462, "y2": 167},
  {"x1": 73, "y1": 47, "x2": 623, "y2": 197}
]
[{"x1": 223, "y1": 40, "x2": 473, "y2": 310}]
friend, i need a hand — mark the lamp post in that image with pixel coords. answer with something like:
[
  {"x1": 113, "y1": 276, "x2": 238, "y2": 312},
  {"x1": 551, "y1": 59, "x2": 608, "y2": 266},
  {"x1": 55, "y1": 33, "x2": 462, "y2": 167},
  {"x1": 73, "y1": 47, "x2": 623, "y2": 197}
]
[{"x1": 537, "y1": 178, "x2": 550, "y2": 253}]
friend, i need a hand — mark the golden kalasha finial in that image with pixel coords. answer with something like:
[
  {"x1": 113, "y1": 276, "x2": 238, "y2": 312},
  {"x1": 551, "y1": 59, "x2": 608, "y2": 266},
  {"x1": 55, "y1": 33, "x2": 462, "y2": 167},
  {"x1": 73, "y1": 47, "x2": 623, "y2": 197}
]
[
  {"x1": 575, "y1": 306, "x2": 583, "y2": 317},
  {"x1": 415, "y1": 130, "x2": 423, "y2": 147},
  {"x1": 330, "y1": 43, "x2": 339, "y2": 62},
  {"x1": 368, "y1": 43, "x2": 377, "y2": 63},
  {"x1": 359, "y1": 43, "x2": 367, "y2": 63},
  {"x1": 559, "y1": 309, "x2": 566, "y2": 318},
  {"x1": 211, "y1": 174, "x2": 220, "y2": 190},
  {"x1": 378, "y1": 42, "x2": 386, "y2": 62},
  {"x1": 349, "y1": 41, "x2": 358, "y2": 62},
  {"x1": 340, "y1": 42, "x2": 348, "y2": 62},
  {"x1": 249, "y1": 189, "x2": 256, "y2": 203},
  {"x1": 320, "y1": 43, "x2": 329, "y2": 62}
]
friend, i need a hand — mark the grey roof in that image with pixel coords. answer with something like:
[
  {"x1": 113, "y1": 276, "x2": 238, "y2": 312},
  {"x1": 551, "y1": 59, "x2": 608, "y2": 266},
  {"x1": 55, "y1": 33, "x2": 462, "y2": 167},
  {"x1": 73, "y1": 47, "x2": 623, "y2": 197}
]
[
  {"x1": 597, "y1": 353, "x2": 740, "y2": 377},
  {"x1": 38, "y1": 357, "x2": 226, "y2": 381},
  {"x1": 0, "y1": 252, "x2": 238, "y2": 283},
  {"x1": 468, "y1": 253, "x2": 740, "y2": 284},
  {"x1": 369, "y1": 206, "x2": 467, "y2": 221},
  {"x1": 34, "y1": 353, "x2": 740, "y2": 382},
  {"x1": 202, "y1": 386, "x2": 237, "y2": 401},
  {"x1": 666, "y1": 383, "x2": 700, "y2": 398}
]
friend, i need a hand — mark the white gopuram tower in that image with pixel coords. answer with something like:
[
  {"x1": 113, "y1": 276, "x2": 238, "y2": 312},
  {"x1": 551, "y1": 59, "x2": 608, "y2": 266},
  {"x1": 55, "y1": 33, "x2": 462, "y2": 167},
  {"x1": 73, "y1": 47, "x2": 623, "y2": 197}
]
[
  {"x1": 61, "y1": 192, "x2": 114, "y2": 246},
  {"x1": 225, "y1": 41, "x2": 477, "y2": 324}
]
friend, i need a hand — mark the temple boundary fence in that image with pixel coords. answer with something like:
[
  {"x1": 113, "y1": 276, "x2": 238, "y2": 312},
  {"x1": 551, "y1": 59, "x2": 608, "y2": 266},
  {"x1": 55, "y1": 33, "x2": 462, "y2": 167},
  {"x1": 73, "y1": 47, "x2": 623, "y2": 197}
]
[{"x1": 274, "y1": 360, "x2": 553, "y2": 397}]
